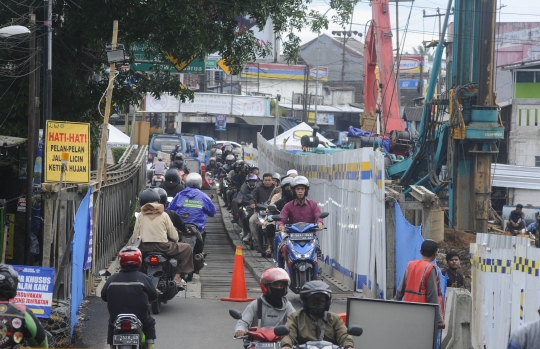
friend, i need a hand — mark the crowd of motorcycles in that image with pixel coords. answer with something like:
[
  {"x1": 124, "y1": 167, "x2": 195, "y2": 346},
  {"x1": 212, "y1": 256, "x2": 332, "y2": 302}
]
[{"x1": 103, "y1": 148, "x2": 348, "y2": 349}]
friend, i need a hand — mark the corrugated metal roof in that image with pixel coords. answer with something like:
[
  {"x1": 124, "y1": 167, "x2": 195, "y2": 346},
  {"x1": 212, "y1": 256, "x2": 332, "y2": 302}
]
[
  {"x1": 491, "y1": 163, "x2": 540, "y2": 190},
  {"x1": 402, "y1": 107, "x2": 424, "y2": 122}
]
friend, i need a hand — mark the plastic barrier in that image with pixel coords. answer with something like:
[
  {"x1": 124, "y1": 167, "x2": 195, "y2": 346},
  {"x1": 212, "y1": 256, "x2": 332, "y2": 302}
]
[
  {"x1": 470, "y1": 233, "x2": 538, "y2": 349},
  {"x1": 257, "y1": 133, "x2": 386, "y2": 297}
]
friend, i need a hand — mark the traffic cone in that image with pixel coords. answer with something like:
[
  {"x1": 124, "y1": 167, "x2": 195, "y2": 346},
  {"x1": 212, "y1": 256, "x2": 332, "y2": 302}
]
[{"x1": 221, "y1": 246, "x2": 256, "y2": 302}]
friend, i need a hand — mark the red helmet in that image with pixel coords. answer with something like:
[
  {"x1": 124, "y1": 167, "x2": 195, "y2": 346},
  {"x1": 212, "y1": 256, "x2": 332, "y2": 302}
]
[
  {"x1": 260, "y1": 268, "x2": 290, "y2": 296},
  {"x1": 118, "y1": 246, "x2": 142, "y2": 268}
]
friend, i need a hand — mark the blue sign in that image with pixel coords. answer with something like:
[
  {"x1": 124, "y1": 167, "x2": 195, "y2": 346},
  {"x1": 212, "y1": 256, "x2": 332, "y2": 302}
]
[
  {"x1": 12, "y1": 265, "x2": 55, "y2": 318},
  {"x1": 83, "y1": 187, "x2": 93, "y2": 270},
  {"x1": 399, "y1": 79, "x2": 420, "y2": 89},
  {"x1": 215, "y1": 114, "x2": 226, "y2": 131}
]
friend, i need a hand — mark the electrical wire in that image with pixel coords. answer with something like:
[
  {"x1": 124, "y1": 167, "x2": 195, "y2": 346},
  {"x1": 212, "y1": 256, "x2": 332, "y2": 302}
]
[
  {"x1": 0, "y1": 77, "x2": 24, "y2": 128},
  {"x1": 97, "y1": 71, "x2": 120, "y2": 119}
]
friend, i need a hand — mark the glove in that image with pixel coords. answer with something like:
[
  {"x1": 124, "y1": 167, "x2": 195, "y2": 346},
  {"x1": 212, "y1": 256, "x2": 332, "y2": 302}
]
[{"x1": 267, "y1": 215, "x2": 273, "y2": 222}]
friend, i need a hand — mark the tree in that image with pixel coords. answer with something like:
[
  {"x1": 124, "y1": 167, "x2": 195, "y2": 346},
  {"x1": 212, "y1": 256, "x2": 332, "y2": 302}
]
[
  {"x1": 412, "y1": 45, "x2": 434, "y2": 61},
  {"x1": 0, "y1": 0, "x2": 356, "y2": 140}
]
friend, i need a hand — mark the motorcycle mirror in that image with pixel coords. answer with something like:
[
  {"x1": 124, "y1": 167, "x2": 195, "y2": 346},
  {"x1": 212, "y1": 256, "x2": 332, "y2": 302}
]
[
  {"x1": 99, "y1": 269, "x2": 111, "y2": 277},
  {"x1": 229, "y1": 309, "x2": 242, "y2": 320},
  {"x1": 271, "y1": 215, "x2": 283, "y2": 221},
  {"x1": 273, "y1": 325, "x2": 290, "y2": 336},
  {"x1": 319, "y1": 212, "x2": 330, "y2": 219},
  {"x1": 268, "y1": 204, "x2": 278, "y2": 214},
  {"x1": 347, "y1": 325, "x2": 363, "y2": 337}
]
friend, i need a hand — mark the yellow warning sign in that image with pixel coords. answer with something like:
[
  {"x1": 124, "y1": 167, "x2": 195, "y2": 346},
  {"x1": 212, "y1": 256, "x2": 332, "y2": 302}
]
[
  {"x1": 217, "y1": 58, "x2": 232, "y2": 75},
  {"x1": 45, "y1": 121, "x2": 90, "y2": 183}
]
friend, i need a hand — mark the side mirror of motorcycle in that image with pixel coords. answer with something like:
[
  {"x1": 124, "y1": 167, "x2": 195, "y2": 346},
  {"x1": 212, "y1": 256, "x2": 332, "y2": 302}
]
[
  {"x1": 274, "y1": 325, "x2": 290, "y2": 336},
  {"x1": 319, "y1": 212, "x2": 329, "y2": 219},
  {"x1": 229, "y1": 309, "x2": 242, "y2": 320},
  {"x1": 99, "y1": 269, "x2": 111, "y2": 277},
  {"x1": 268, "y1": 204, "x2": 278, "y2": 214},
  {"x1": 271, "y1": 215, "x2": 283, "y2": 222},
  {"x1": 347, "y1": 325, "x2": 363, "y2": 337}
]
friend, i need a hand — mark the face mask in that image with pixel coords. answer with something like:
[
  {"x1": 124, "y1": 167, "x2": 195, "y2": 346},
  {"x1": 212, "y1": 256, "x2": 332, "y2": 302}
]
[
  {"x1": 265, "y1": 287, "x2": 285, "y2": 308},
  {"x1": 283, "y1": 188, "x2": 294, "y2": 200},
  {"x1": 307, "y1": 296, "x2": 326, "y2": 315}
]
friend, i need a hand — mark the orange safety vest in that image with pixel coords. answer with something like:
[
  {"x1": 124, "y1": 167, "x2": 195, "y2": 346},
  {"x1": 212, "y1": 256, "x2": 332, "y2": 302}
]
[{"x1": 403, "y1": 260, "x2": 444, "y2": 319}]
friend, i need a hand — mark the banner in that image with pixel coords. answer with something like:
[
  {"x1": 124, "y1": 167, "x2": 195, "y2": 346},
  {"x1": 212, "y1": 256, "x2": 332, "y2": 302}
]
[
  {"x1": 12, "y1": 265, "x2": 55, "y2": 318},
  {"x1": 83, "y1": 187, "x2": 94, "y2": 270},
  {"x1": 308, "y1": 112, "x2": 335, "y2": 125},
  {"x1": 215, "y1": 114, "x2": 226, "y2": 131},
  {"x1": 145, "y1": 93, "x2": 180, "y2": 112},
  {"x1": 180, "y1": 93, "x2": 270, "y2": 116},
  {"x1": 45, "y1": 121, "x2": 90, "y2": 183}
]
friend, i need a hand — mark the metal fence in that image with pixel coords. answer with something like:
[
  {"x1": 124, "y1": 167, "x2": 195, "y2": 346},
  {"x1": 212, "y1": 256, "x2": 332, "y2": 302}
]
[
  {"x1": 470, "y1": 233, "x2": 538, "y2": 348},
  {"x1": 256, "y1": 134, "x2": 387, "y2": 297},
  {"x1": 42, "y1": 145, "x2": 147, "y2": 300}
]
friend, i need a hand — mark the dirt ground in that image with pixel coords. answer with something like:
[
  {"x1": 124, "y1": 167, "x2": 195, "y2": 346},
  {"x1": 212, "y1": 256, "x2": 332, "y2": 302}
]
[{"x1": 435, "y1": 227, "x2": 477, "y2": 289}]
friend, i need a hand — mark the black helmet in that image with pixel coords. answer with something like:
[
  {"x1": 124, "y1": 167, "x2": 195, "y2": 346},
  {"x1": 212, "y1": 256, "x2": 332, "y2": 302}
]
[
  {"x1": 165, "y1": 168, "x2": 180, "y2": 183},
  {"x1": 139, "y1": 188, "x2": 160, "y2": 206},
  {"x1": 299, "y1": 281, "x2": 332, "y2": 312},
  {"x1": 155, "y1": 188, "x2": 168, "y2": 206},
  {"x1": 0, "y1": 264, "x2": 19, "y2": 299}
]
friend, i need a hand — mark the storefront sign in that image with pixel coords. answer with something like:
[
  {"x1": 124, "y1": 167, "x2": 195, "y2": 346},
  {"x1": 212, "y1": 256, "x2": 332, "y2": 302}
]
[
  {"x1": 45, "y1": 121, "x2": 90, "y2": 183},
  {"x1": 12, "y1": 266, "x2": 55, "y2": 318}
]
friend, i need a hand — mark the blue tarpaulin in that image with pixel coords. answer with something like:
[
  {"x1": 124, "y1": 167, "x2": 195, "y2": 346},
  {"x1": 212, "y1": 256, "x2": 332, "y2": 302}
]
[
  {"x1": 394, "y1": 199, "x2": 447, "y2": 348},
  {"x1": 70, "y1": 188, "x2": 92, "y2": 338},
  {"x1": 347, "y1": 126, "x2": 391, "y2": 154}
]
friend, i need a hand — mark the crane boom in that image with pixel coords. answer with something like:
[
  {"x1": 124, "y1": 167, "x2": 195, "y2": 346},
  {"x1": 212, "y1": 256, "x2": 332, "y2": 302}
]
[{"x1": 362, "y1": 0, "x2": 404, "y2": 134}]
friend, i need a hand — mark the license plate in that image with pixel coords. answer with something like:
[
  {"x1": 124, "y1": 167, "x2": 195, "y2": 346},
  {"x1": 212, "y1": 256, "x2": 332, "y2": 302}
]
[
  {"x1": 289, "y1": 233, "x2": 314, "y2": 241},
  {"x1": 255, "y1": 343, "x2": 281, "y2": 349},
  {"x1": 113, "y1": 334, "x2": 139, "y2": 345}
]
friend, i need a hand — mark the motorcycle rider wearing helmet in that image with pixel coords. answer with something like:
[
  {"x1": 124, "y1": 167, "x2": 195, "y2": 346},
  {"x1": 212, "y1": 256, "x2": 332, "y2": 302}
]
[
  {"x1": 248, "y1": 173, "x2": 275, "y2": 251},
  {"x1": 276, "y1": 176, "x2": 324, "y2": 232},
  {"x1": 131, "y1": 188, "x2": 194, "y2": 287},
  {"x1": 170, "y1": 144, "x2": 181, "y2": 162},
  {"x1": 231, "y1": 174, "x2": 259, "y2": 226},
  {"x1": 206, "y1": 157, "x2": 218, "y2": 173},
  {"x1": 226, "y1": 161, "x2": 247, "y2": 211},
  {"x1": 172, "y1": 153, "x2": 190, "y2": 175},
  {"x1": 0, "y1": 264, "x2": 48, "y2": 348},
  {"x1": 267, "y1": 173, "x2": 282, "y2": 204},
  {"x1": 160, "y1": 168, "x2": 185, "y2": 198},
  {"x1": 214, "y1": 148, "x2": 223, "y2": 163},
  {"x1": 151, "y1": 156, "x2": 167, "y2": 176},
  {"x1": 264, "y1": 177, "x2": 295, "y2": 257},
  {"x1": 168, "y1": 173, "x2": 216, "y2": 243},
  {"x1": 101, "y1": 247, "x2": 158, "y2": 349},
  {"x1": 234, "y1": 268, "x2": 295, "y2": 339},
  {"x1": 281, "y1": 281, "x2": 355, "y2": 349}
]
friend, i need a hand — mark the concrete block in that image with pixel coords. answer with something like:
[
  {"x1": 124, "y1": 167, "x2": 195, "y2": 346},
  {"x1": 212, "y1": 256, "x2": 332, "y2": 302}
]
[{"x1": 441, "y1": 288, "x2": 473, "y2": 349}]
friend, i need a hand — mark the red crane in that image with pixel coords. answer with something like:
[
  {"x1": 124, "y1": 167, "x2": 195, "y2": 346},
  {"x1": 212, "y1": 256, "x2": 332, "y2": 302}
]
[{"x1": 363, "y1": 0, "x2": 404, "y2": 134}]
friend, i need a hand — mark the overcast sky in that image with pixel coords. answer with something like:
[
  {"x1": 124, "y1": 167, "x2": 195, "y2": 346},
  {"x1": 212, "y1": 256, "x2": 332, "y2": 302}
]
[{"x1": 295, "y1": 0, "x2": 540, "y2": 54}]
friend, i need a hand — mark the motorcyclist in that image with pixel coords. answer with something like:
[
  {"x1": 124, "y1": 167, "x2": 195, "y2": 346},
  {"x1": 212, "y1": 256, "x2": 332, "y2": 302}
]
[
  {"x1": 102, "y1": 247, "x2": 158, "y2": 349},
  {"x1": 234, "y1": 268, "x2": 295, "y2": 339},
  {"x1": 170, "y1": 144, "x2": 181, "y2": 162},
  {"x1": 206, "y1": 157, "x2": 218, "y2": 173},
  {"x1": 281, "y1": 281, "x2": 355, "y2": 349},
  {"x1": 267, "y1": 173, "x2": 282, "y2": 203},
  {"x1": 172, "y1": 153, "x2": 190, "y2": 175},
  {"x1": 0, "y1": 264, "x2": 48, "y2": 348},
  {"x1": 168, "y1": 173, "x2": 217, "y2": 243},
  {"x1": 222, "y1": 142, "x2": 234, "y2": 159},
  {"x1": 151, "y1": 156, "x2": 167, "y2": 176},
  {"x1": 231, "y1": 174, "x2": 258, "y2": 226},
  {"x1": 160, "y1": 168, "x2": 185, "y2": 198},
  {"x1": 131, "y1": 188, "x2": 194, "y2": 287},
  {"x1": 214, "y1": 148, "x2": 223, "y2": 163},
  {"x1": 248, "y1": 173, "x2": 275, "y2": 252},
  {"x1": 264, "y1": 177, "x2": 295, "y2": 257},
  {"x1": 226, "y1": 161, "x2": 246, "y2": 212},
  {"x1": 276, "y1": 176, "x2": 324, "y2": 232},
  {"x1": 156, "y1": 187, "x2": 186, "y2": 234}
]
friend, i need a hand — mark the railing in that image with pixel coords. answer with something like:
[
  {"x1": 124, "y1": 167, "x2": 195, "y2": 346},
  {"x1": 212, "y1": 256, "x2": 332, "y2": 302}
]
[{"x1": 42, "y1": 145, "x2": 147, "y2": 299}]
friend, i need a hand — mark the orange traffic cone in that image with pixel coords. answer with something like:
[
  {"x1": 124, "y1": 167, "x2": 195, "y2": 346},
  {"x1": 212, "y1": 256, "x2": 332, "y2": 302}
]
[{"x1": 221, "y1": 246, "x2": 256, "y2": 302}]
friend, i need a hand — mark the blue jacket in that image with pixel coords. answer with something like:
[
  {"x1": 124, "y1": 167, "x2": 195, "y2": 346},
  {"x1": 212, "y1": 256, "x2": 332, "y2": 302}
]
[{"x1": 167, "y1": 187, "x2": 216, "y2": 231}]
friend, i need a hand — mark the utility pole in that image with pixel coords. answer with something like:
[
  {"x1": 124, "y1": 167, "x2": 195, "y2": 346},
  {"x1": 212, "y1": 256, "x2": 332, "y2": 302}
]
[
  {"x1": 423, "y1": 7, "x2": 453, "y2": 97},
  {"x1": 43, "y1": 0, "x2": 52, "y2": 122},
  {"x1": 332, "y1": 30, "x2": 361, "y2": 86},
  {"x1": 25, "y1": 12, "x2": 37, "y2": 264}
]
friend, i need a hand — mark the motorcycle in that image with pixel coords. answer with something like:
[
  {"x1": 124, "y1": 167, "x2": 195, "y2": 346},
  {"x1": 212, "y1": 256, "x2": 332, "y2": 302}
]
[
  {"x1": 141, "y1": 252, "x2": 180, "y2": 315},
  {"x1": 254, "y1": 203, "x2": 269, "y2": 257},
  {"x1": 218, "y1": 176, "x2": 229, "y2": 201},
  {"x1": 273, "y1": 324, "x2": 363, "y2": 349},
  {"x1": 272, "y1": 212, "x2": 330, "y2": 294},
  {"x1": 205, "y1": 171, "x2": 214, "y2": 187},
  {"x1": 151, "y1": 169, "x2": 165, "y2": 187},
  {"x1": 229, "y1": 309, "x2": 282, "y2": 349},
  {"x1": 98, "y1": 270, "x2": 147, "y2": 349}
]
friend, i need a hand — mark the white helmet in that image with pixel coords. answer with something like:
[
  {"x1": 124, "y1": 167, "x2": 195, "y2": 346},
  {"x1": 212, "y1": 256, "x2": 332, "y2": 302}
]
[
  {"x1": 292, "y1": 176, "x2": 310, "y2": 197},
  {"x1": 226, "y1": 154, "x2": 235, "y2": 162},
  {"x1": 272, "y1": 173, "x2": 281, "y2": 181},
  {"x1": 280, "y1": 176, "x2": 294, "y2": 188},
  {"x1": 185, "y1": 173, "x2": 203, "y2": 189},
  {"x1": 216, "y1": 149, "x2": 223, "y2": 155}
]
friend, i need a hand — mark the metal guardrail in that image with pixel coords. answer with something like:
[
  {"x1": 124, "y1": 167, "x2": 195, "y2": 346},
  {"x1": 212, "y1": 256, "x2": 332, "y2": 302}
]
[{"x1": 42, "y1": 145, "x2": 147, "y2": 299}]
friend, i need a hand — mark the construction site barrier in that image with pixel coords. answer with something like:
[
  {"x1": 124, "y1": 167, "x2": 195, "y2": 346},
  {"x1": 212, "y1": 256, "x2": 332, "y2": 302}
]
[
  {"x1": 256, "y1": 133, "x2": 386, "y2": 297},
  {"x1": 470, "y1": 233, "x2": 538, "y2": 349}
]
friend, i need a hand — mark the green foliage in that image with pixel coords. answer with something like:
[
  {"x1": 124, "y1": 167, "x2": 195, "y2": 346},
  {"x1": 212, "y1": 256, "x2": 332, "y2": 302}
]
[
  {"x1": 0, "y1": 0, "x2": 356, "y2": 139},
  {"x1": 111, "y1": 147, "x2": 126, "y2": 163},
  {"x1": 270, "y1": 99, "x2": 286, "y2": 117},
  {"x1": 412, "y1": 45, "x2": 434, "y2": 61}
]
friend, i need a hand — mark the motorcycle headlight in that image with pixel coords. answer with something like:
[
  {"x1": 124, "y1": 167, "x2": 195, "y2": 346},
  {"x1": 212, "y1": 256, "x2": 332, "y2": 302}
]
[{"x1": 292, "y1": 249, "x2": 303, "y2": 259}]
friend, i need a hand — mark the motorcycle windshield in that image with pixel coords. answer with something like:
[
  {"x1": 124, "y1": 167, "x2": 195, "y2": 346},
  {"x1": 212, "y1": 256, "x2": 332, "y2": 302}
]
[
  {"x1": 289, "y1": 239, "x2": 314, "y2": 254},
  {"x1": 289, "y1": 222, "x2": 316, "y2": 233}
]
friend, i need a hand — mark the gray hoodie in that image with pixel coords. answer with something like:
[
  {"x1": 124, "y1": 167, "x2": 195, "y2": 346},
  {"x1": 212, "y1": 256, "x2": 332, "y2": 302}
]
[{"x1": 234, "y1": 296, "x2": 296, "y2": 332}]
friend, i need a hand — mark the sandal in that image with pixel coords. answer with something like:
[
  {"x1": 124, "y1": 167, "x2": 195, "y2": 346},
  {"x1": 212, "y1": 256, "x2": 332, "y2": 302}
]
[{"x1": 265, "y1": 248, "x2": 273, "y2": 258}]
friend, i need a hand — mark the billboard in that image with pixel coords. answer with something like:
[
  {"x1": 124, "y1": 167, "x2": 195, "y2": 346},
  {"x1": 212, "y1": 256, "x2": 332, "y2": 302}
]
[
  {"x1": 394, "y1": 55, "x2": 425, "y2": 74},
  {"x1": 243, "y1": 63, "x2": 329, "y2": 81},
  {"x1": 180, "y1": 93, "x2": 270, "y2": 116},
  {"x1": 495, "y1": 23, "x2": 540, "y2": 66},
  {"x1": 45, "y1": 121, "x2": 90, "y2": 183}
]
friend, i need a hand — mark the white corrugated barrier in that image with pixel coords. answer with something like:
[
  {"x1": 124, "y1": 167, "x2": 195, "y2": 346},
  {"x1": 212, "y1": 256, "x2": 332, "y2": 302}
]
[
  {"x1": 243, "y1": 146, "x2": 258, "y2": 165},
  {"x1": 257, "y1": 133, "x2": 387, "y2": 297},
  {"x1": 470, "y1": 233, "x2": 539, "y2": 348}
]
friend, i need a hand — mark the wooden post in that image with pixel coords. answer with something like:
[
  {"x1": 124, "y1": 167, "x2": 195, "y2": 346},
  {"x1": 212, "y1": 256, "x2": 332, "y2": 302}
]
[{"x1": 93, "y1": 21, "x2": 119, "y2": 275}]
